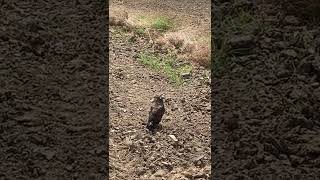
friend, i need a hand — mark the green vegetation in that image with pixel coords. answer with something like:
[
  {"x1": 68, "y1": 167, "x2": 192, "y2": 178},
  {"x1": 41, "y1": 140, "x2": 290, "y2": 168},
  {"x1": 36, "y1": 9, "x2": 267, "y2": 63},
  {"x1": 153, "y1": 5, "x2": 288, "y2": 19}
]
[
  {"x1": 134, "y1": 27, "x2": 146, "y2": 36},
  {"x1": 219, "y1": 10, "x2": 266, "y2": 34},
  {"x1": 151, "y1": 17, "x2": 173, "y2": 32},
  {"x1": 138, "y1": 52, "x2": 192, "y2": 85},
  {"x1": 137, "y1": 15, "x2": 147, "y2": 20},
  {"x1": 213, "y1": 10, "x2": 266, "y2": 76}
]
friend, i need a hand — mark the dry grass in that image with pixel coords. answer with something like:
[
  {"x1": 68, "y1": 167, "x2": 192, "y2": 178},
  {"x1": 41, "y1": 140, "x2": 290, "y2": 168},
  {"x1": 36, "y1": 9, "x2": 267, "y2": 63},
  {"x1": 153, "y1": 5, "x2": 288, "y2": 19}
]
[
  {"x1": 154, "y1": 32, "x2": 211, "y2": 67},
  {"x1": 109, "y1": 9, "x2": 129, "y2": 26},
  {"x1": 110, "y1": 9, "x2": 211, "y2": 68},
  {"x1": 188, "y1": 43, "x2": 211, "y2": 67}
]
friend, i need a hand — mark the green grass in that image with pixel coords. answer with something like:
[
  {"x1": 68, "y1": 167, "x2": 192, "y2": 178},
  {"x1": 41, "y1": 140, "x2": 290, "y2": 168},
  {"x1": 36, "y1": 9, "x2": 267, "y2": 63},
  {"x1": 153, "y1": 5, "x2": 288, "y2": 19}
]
[
  {"x1": 138, "y1": 52, "x2": 192, "y2": 85},
  {"x1": 137, "y1": 15, "x2": 147, "y2": 20},
  {"x1": 213, "y1": 10, "x2": 266, "y2": 76},
  {"x1": 151, "y1": 17, "x2": 173, "y2": 32},
  {"x1": 134, "y1": 27, "x2": 146, "y2": 36},
  {"x1": 220, "y1": 11, "x2": 261, "y2": 34}
]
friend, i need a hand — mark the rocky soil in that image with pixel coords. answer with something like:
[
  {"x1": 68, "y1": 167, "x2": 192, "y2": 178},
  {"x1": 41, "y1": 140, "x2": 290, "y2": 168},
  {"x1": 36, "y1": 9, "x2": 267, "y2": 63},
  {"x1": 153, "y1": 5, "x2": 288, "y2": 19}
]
[
  {"x1": 213, "y1": 0, "x2": 320, "y2": 179},
  {"x1": 0, "y1": 1, "x2": 107, "y2": 179},
  {"x1": 109, "y1": 26, "x2": 211, "y2": 179},
  {"x1": 109, "y1": 1, "x2": 211, "y2": 179}
]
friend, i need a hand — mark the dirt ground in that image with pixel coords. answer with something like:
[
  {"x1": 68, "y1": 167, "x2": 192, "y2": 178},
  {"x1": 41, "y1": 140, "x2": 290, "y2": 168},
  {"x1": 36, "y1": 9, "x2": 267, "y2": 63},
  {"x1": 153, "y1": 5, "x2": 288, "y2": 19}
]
[
  {"x1": 110, "y1": 0, "x2": 211, "y2": 44},
  {"x1": 0, "y1": 1, "x2": 107, "y2": 179},
  {"x1": 109, "y1": 0, "x2": 211, "y2": 179},
  {"x1": 213, "y1": 1, "x2": 320, "y2": 179}
]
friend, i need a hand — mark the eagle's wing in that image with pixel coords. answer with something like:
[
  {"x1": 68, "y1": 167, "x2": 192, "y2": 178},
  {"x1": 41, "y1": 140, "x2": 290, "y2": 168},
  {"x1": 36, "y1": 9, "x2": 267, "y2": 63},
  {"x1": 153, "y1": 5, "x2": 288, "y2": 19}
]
[{"x1": 149, "y1": 106, "x2": 154, "y2": 116}]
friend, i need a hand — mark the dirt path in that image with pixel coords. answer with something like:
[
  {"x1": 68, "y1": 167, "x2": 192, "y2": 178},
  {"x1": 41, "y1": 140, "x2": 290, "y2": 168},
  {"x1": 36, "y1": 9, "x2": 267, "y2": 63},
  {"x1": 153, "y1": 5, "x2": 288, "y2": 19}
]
[{"x1": 109, "y1": 26, "x2": 211, "y2": 180}]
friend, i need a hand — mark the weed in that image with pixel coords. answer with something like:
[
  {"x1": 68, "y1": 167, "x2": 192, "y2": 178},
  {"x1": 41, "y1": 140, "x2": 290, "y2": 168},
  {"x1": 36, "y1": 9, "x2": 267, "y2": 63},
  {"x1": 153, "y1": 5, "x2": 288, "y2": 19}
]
[
  {"x1": 151, "y1": 17, "x2": 173, "y2": 32},
  {"x1": 213, "y1": 10, "x2": 265, "y2": 75},
  {"x1": 220, "y1": 10, "x2": 263, "y2": 34},
  {"x1": 138, "y1": 52, "x2": 192, "y2": 85},
  {"x1": 137, "y1": 15, "x2": 147, "y2": 20},
  {"x1": 134, "y1": 27, "x2": 146, "y2": 36}
]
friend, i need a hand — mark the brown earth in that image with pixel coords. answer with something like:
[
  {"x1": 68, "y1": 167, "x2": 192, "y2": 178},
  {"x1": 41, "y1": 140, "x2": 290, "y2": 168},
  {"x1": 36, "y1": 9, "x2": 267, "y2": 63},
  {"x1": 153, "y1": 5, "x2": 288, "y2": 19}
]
[
  {"x1": 0, "y1": 1, "x2": 107, "y2": 179},
  {"x1": 213, "y1": 0, "x2": 320, "y2": 179},
  {"x1": 109, "y1": 1, "x2": 211, "y2": 179}
]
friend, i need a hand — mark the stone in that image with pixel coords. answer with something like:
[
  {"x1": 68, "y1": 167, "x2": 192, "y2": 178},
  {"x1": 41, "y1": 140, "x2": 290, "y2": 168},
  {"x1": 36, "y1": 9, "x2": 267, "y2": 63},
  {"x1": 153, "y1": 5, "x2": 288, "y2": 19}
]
[
  {"x1": 181, "y1": 72, "x2": 191, "y2": 79},
  {"x1": 228, "y1": 35, "x2": 255, "y2": 48},
  {"x1": 192, "y1": 154, "x2": 205, "y2": 163},
  {"x1": 228, "y1": 35, "x2": 254, "y2": 48},
  {"x1": 284, "y1": 16, "x2": 300, "y2": 25},
  {"x1": 168, "y1": 135, "x2": 178, "y2": 142},
  {"x1": 154, "y1": 169, "x2": 166, "y2": 177},
  {"x1": 281, "y1": 49, "x2": 297, "y2": 58}
]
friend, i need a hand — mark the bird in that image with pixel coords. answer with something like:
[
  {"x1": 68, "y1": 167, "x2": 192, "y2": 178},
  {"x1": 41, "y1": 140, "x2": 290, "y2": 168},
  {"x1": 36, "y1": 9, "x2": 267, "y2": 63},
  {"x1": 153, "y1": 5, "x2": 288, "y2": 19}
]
[{"x1": 146, "y1": 95, "x2": 165, "y2": 134}]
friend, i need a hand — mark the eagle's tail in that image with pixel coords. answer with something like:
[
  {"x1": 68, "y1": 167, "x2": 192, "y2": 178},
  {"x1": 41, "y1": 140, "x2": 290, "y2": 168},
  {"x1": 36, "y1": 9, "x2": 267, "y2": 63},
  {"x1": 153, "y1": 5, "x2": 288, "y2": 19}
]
[{"x1": 146, "y1": 121, "x2": 153, "y2": 130}]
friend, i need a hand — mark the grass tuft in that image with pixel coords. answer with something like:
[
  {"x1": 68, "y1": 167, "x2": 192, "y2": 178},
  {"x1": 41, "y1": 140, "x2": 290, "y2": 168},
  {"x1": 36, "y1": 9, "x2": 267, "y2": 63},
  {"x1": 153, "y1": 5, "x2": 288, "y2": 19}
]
[
  {"x1": 135, "y1": 27, "x2": 146, "y2": 36},
  {"x1": 138, "y1": 52, "x2": 192, "y2": 85},
  {"x1": 213, "y1": 10, "x2": 266, "y2": 76},
  {"x1": 151, "y1": 17, "x2": 173, "y2": 32}
]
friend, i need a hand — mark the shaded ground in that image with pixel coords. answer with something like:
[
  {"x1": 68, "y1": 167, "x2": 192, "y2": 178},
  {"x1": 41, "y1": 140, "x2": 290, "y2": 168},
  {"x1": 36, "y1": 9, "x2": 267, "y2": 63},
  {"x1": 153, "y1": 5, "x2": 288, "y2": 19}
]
[
  {"x1": 109, "y1": 1, "x2": 211, "y2": 179},
  {"x1": 0, "y1": 1, "x2": 106, "y2": 179},
  {"x1": 213, "y1": 1, "x2": 320, "y2": 179}
]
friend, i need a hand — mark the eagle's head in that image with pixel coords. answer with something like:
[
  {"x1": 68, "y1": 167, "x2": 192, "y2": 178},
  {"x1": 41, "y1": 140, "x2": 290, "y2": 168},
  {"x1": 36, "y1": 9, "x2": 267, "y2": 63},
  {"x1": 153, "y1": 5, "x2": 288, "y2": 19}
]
[{"x1": 152, "y1": 94, "x2": 165, "y2": 104}]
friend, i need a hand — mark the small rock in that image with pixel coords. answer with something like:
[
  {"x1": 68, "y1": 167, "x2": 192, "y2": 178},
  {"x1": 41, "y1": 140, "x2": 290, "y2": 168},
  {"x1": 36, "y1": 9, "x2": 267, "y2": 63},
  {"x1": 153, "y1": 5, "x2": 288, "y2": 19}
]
[
  {"x1": 66, "y1": 165, "x2": 73, "y2": 171},
  {"x1": 276, "y1": 68, "x2": 290, "y2": 78},
  {"x1": 43, "y1": 150, "x2": 56, "y2": 160},
  {"x1": 192, "y1": 154, "x2": 205, "y2": 163},
  {"x1": 274, "y1": 41, "x2": 288, "y2": 49},
  {"x1": 172, "y1": 104, "x2": 178, "y2": 111},
  {"x1": 96, "y1": 145, "x2": 107, "y2": 154},
  {"x1": 136, "y1": 167, "x2": 147, "y2": 176},
  {"x1": 181, "y1": 72, "x2": 191, "y2": 79},
  {"x1": 281, "y1": 49, "x2": 297, "y2": 58},
  {"x1": 35, "y1": 148, "x2": 56, "y2": 160},
  {"x1": 154, "y1": 169, "x2": 166, "y2": 177},
  {"x1": 168, "y1": 135, "x2": 178, "y2": 142},
  {"x1": 206, "y1": 105, "x2": 211, "y2": 111},
  {"x1": 180, "y1": 98, "x2": 186, "y2": 103},
  {"x1": 228, "y1": 35, "x2": 255, "y2": 48},
  {"x1": 264, "y1": 155, "x2": 274, "y2": 162},
  {"x1": 194, "y1": 173, "x2": 208, "y2": 179},
  {"x1": 284, "y1": 16, "x2": 300, "y2": 25}
]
